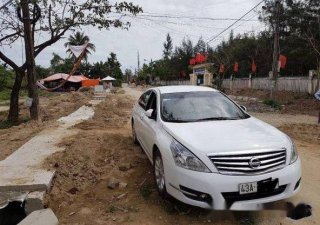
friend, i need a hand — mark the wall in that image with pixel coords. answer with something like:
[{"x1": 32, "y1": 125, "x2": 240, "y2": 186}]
[
  {"x1": 222, "y1": 73, "x2": 319, "y2": 94},
  {"x1": 153, "y1": 80, "x2": 190, "y2": 86}
]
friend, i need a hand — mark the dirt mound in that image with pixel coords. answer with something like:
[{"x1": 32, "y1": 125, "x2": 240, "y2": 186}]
[
  {"x1": 76, "y1": 95, "x2": 133, "y2": 130},
  {"x1": 226, "y1": 89, "x2": 320, "y2": 116},
  {"x1": 40, "y1": 91, "x2": 92, "y2": 121},
  {"x1": 0, "y1": 91, "x2": 92, "y2": 161}
]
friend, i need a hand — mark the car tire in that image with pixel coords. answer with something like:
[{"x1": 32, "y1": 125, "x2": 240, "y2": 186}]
[
  {"x1": 132, "y1": 120, "x2": 138, "y2": 145},
  {"x1": 153, "y1": 149, "x2": 168, "y2": 198}
]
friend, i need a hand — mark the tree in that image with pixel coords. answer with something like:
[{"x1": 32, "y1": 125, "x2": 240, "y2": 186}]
[
  {"x1": 163, "y1": 33, "x2": 173, "y2": 59},
  {"x1": 64, "y1": 31, "x2": 96, "y2": 61},
  {"x1": 106, "y1": 52, "x2": 123, "y2": 80},
  {"x1": 50, "y1": 53, "x2": 74, "y2": 74},
  {"x1": 0, "y1": 0, "x2": 142, "y2": 122},
  {"x1": 194, "y1": 37, "x2": 207, "y2": 54},
  {"x1": 124, "y1": 68, "x2": 133, "y2": 82},
  {"x1": 260, "y1": 0, "x2": 320, "y2": 79},
  {"x1": 35, "y1": 65, "x2": 50, "y2": 79}
]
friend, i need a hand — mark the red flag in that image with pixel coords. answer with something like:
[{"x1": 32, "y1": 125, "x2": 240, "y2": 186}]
[
  {"x1": 195, "y1": 53, "x2": 207, "y2": 64},
  {"x1": 251, "y1": 60, "x2": 257, "y2": 73},
  {"x1": 219, "y1": 64, "x2": 225, "y2": 73},
  {"x1": 233, "y1": 62, "x2": 239, "y2": 73},
  {"x1": 279, "y1": 55, "x2": 287, "y2": 69}
]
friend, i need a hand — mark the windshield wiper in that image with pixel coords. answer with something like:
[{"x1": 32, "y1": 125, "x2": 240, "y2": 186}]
[
  {"x1": 166, "y1": 119, "x2": 194, "y2": 123},
  {"x1": 194, "y1": 117, "x2": 240, "y2": 122}
]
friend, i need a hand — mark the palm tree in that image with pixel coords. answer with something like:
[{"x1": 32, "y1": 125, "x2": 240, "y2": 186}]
[{"x1": 64, "y1": 31, "x2": 96, "y2": 61}]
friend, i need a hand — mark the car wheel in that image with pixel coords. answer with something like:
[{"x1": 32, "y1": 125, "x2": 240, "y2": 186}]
[
  {"x1": 132, "y1": 120, "x2": 138, "y2": 144},
  {"x1": 154, "y1": 150, "x2": 168, "y2": 198}
]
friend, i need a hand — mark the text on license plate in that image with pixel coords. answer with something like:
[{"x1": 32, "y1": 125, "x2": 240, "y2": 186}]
[{"x1": 239, "y1": 182, "x2": 258, "y2": 195}]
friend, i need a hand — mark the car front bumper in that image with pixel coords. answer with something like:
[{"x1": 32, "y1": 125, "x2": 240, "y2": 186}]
[{"x1": 164, "y1": 157, "x2": 301, "y2": 210}]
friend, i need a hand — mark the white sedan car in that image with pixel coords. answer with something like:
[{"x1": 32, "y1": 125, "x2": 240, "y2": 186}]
[{"x1": 131, "y1": 86, "x2": 301, "y2": 210}]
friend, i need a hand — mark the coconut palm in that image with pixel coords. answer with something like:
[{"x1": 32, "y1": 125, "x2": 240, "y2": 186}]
[{"x1": 64, "y1": 31, "x2": 96, "y2": 61}]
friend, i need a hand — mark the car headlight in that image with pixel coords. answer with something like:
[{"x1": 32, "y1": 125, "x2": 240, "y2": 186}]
[
  {"x1": 170, "y1": 139, "x2": 210, "y2": 173},
  {"x1": 290, "y1": 140, "x2": 298, "y2": 164}
]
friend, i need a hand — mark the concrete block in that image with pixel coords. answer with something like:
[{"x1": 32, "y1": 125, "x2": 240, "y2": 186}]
[
  {"x1": 25, "y1": 191, "x2": 45, "y2": 215},
  {"x1": 18, "y1": 209, "x2": 58, "y2": 225}
]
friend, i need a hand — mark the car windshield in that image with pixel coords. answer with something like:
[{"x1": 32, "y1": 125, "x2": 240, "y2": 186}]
[{"x1": 161, "y1": 91, "x2": 249, "y2": 123}]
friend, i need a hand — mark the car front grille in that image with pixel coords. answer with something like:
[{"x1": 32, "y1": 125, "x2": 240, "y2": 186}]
[{"x1": 208, "y1": 148, "x2": 287, "y2": 175}]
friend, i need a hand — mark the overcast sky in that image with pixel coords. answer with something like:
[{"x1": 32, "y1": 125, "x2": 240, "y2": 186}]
[{"x1": 1, "y1": 0, "x2": 266, "y2": 72}]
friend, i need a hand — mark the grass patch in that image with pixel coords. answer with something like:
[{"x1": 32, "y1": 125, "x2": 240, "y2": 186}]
[
  {"x1": 0, "y1": 120, "x2": 13, "y2": 129},
  {"x1": 38, "y1": 90, "x2": 55, "y2": 97},
  {"x1": 139, "y1": 184, "x2": 153, "y2": 200},
  {"x1": 0, "y1": 89, "x2": 28, "y2": 102},
  {"x1": 262, "y1": 99, "x2": 281, "y2": 109},
  {"x1": 107, "y1": 205, "x2": 116, "y2": 213},
  {"x1": 0, "y1": 90, "x2": 11, "y2": 102},
  {"x1": 0, "y1": 117, "x2": 30, "y2": 129}
]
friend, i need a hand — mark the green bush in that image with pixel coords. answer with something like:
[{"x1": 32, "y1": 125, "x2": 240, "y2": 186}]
[
  {"x1": 263, "y1": 99, "x2": 281, "y2": 109},
  {"x1": 113, "y1": 79, "x2": 122, "y2": 87}
]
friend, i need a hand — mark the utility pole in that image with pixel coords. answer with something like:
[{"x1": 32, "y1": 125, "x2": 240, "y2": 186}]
[
  {"x1": 270, "y1": 0, "x2": 281, "y2": 99},
  {"x1": 137, "y1": 51, "x2": 140, "y2": 72},
  {"x1": 21, "y1": 0, "x2": 39, "y2": 120}
]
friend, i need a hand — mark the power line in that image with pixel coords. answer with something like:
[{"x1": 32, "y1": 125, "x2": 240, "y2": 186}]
[
  {"x1": 139, "y1": 12, "x2": 259, "y2": 22},
  {"x1": 0, "y1": 0, "x2": 12, "y2": 11},
  {"x1": 112, "y1": 11, "x2": 258, "y2": 22},
  {"x1": 206, "y1": 0, "x2": 264, "y2": 44}
]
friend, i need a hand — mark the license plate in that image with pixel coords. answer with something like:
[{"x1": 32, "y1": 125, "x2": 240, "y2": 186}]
[{"x1": 239, "y1": 182, "x2": 258, "y2": 195}]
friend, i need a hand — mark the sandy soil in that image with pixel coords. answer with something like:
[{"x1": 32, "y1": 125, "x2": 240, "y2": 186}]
[
  {"x1": 0, "y1": 91, "x2": 92, "y2": 161},
  {"x1": 44, "y1": 86, "x2": 319, "y2": 225},
  {"x1": 226, "y1": 89, "x2": 320, "y2": 117}
]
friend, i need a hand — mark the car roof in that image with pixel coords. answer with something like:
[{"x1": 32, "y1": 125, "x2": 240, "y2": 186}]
[{"x1": 154, "y1": 85, "x2": 219, "y2": 94}]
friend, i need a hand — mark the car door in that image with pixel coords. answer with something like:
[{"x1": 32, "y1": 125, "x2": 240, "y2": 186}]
[
  {"x1": 139, "y1": 91, "x2": 158, "y2": 158},
  {"x1": 134, "y1": 90, "x2": 151, "y2": 144}
]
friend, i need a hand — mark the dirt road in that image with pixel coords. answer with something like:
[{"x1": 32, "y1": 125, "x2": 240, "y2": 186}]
[{"x1": 45, "y1": 86, "x2": 319, "y2": 225}]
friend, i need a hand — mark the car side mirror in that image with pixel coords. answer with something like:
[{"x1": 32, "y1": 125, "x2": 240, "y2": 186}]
[
  {"x1": 240, "y1": 105, "x2": 247, "y2": 112},
  {"x1": 145, "y1": 109, "x2": 155, "y2": 119}
]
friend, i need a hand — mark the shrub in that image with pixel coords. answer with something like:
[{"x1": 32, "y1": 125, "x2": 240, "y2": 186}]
[
  {"x1": 263, "y1": 99, "x2": 281, "y2": 109},
  {"x1": 113, "y1": 79, "x2": 122, "y2": 87}
]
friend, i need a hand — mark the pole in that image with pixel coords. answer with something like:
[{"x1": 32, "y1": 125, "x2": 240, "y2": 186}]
[
  {"x1": 271, "y1": 0, "x2": 281, "y2": 99},
  {"x1": 21, "y1": 0, "x2": 39, "y2": 120},
  {"x1": 137, "y1": 51, "x2": 140, "y2": 72}
]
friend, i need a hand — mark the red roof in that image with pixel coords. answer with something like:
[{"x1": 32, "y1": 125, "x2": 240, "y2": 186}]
[{"x1": 40, "y1": 73, "x2": 88, "y2": 83}]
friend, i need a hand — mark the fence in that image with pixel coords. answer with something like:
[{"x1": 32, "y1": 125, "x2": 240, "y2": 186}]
[
  {"x1": 152, "y1": 71, "x2": 319, "y2": 94},
  {"x1": 222, "y1": 71, "x2": 319, "y2": 94},
  {"x1": 153, "y1": 80, "x2": 190, "y2": 86}
]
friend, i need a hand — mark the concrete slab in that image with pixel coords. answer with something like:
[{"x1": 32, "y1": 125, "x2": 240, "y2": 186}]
[
  {"x1": 0, "y1": 105, "x2": 95, "y2": 193},
  {"x1": 18, "y1": 209, "x2": 58, "y2": 225}
]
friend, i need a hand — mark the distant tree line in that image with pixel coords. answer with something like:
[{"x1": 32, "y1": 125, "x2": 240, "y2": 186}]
[{"x1": 137, "y1": 0, "x2": 320, "y2": 81}]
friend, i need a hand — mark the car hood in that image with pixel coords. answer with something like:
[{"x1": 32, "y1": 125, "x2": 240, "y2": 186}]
[{"x1": 162, "y1": 117, "x2": 290, "y2": 154}]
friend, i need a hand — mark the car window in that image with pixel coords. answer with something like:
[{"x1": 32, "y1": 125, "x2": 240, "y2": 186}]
[
  {"x1": 146, "y1": 92, "x2": 157, "y2": 119},
  {"x1": 146, "y1": 92, "x2": 156, "y2": 110},
  {"x1": 138, "y1": 90, "x2": 152, "y2": 110},
  {"x1": 161, "y1": 91, "x2": 249, "y2": 122}
]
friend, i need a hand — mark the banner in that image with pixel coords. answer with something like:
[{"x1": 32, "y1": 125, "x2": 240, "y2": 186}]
[
  {"x1": 279, "y1": 55, "x2": 287, "y2": 69},
  {"x1": 233, "y1": 62, "x2": 239, "y2": 73},
  {"x1": 69, "y1": 43, "x2": 88, "y2": 58},
  {"x1": 251, "y1": 60, "x2": 257, "y2": 73},
  {"x1": 219, "y1": 64, "x2": 225, "y2": 73}
]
